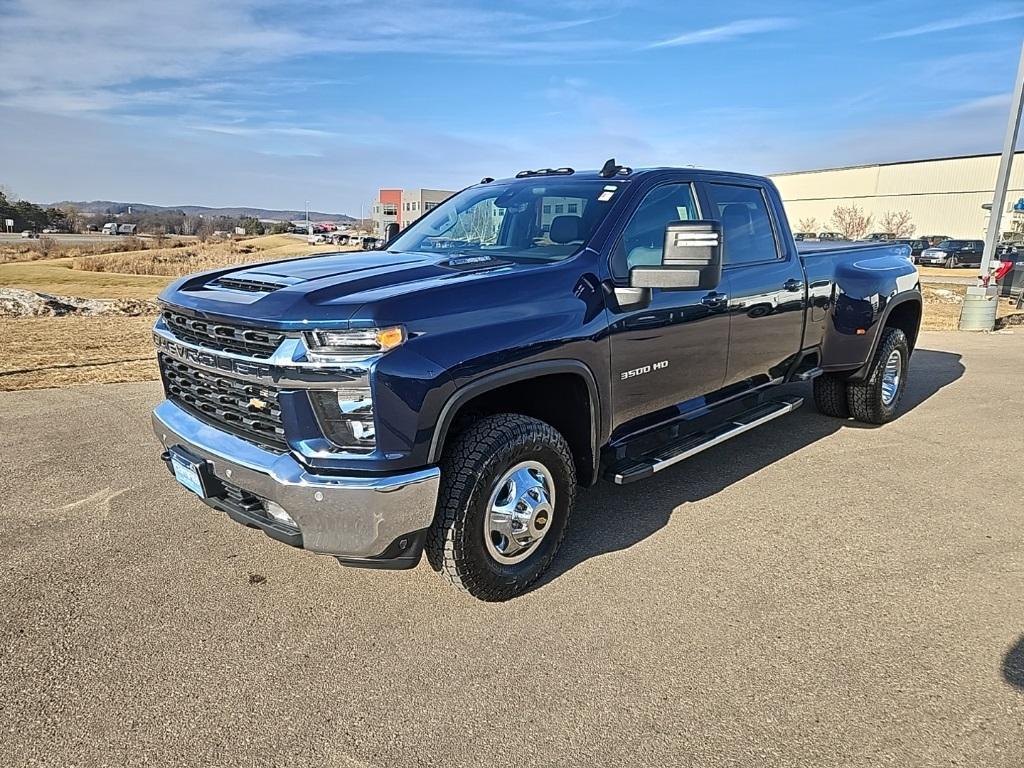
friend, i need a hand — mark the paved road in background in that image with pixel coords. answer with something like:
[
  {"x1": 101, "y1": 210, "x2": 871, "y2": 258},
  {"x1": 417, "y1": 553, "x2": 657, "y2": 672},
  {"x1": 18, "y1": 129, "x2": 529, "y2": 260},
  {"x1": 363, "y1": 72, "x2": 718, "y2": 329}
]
[
  {"x1": 0, "y1": 232, "x2": 112, "y2": 245},
  {"x1": 2, "y1": 331, "x2": 1022, "y2": 767}
]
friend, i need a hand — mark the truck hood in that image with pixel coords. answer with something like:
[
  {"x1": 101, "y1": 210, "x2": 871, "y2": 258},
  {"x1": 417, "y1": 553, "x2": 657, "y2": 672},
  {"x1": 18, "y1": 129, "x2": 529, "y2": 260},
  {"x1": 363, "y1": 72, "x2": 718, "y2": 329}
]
[{"x1": 162, "y1": 250, "x2": 527, "y2": 326}]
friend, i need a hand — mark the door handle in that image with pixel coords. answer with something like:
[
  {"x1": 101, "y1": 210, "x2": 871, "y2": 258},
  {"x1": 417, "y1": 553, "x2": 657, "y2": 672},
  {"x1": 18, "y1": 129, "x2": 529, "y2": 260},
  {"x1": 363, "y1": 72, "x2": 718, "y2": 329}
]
[
  {"x1": 701, "y1": 292, "x2": 728, "y2": 308},
  {"x1": 784, "y1": 278, "x2": 802, "y2": 292}
]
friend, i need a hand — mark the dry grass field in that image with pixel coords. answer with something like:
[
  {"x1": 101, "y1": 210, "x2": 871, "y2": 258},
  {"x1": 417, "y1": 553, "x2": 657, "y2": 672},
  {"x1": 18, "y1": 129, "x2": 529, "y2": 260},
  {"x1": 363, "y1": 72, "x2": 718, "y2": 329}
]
[
  {"x1": 0, "y1": 235, "x2": 172, "y2": 265},
  {"x1": 0, "y1": 234, "x2": 345, "y2": 300},
  {"x1": 71, "y1": 234, "x2": 344, "y2": 276},
  {"x1": 0, "y1": 315, "x2": 158, "y2": 391},
  {"x1": 0, "y1": 234, "x2": 353, "y2": 391}
]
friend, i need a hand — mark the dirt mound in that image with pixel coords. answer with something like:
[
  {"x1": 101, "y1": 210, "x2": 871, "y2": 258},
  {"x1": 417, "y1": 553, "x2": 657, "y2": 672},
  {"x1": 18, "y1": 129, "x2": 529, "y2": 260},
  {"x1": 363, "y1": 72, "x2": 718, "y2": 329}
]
[{"x1": 0, "y1": 287, "x2": 157, "y2": 317}]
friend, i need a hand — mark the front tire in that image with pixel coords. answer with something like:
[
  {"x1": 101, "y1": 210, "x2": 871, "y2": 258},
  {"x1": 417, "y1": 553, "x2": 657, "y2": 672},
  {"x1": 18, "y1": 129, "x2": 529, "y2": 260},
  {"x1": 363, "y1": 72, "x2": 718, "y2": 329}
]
[
  {"x1": 944, "y1": 255, "x2": 957, "y2": 269},
  {"x1": 426, "y1": 414, "x2": 576, "y2": 601},
  {"x1": 846, "y1": 327, "x2": 910, "y2": 425}
]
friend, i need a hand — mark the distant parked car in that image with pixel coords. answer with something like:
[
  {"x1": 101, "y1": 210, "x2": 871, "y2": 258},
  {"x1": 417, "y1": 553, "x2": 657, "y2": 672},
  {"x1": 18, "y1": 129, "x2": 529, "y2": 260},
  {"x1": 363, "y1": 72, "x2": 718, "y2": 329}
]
[
  {"x1": 863, "y1": 232, "x2": 896, "y2": 241},
  {"x1": 817, "y1": 232, "x2": 848, "y2": 241},
  {"x1": 906, "y1": 238, "x2": 930, "y2": 258},
  {"x1": 918, "y1": 239, "x2": 984, "y2": 268},
  {"x1": 920, "y1": 234, "x2": 952, "y2": 246},
  {"x1": 793, "y1": 232, "x2": 816, "y2": 241},
  {"x1": 20, "y1": 230, "x2": 38, "y2": 239}
]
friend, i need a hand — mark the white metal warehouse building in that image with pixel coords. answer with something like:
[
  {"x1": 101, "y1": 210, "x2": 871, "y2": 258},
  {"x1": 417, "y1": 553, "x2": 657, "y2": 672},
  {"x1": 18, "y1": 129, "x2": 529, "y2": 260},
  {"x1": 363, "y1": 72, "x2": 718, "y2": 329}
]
[{"x1": 769, "y1": 151, "x2": 1024, "y2": 241}]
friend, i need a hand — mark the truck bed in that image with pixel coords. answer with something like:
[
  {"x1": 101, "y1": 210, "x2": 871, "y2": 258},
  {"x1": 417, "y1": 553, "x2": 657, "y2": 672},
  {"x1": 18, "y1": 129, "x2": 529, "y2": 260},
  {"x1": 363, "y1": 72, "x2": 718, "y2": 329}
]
[{"x1": 797, "y1": 240, "x2": 919, "y2": 375}]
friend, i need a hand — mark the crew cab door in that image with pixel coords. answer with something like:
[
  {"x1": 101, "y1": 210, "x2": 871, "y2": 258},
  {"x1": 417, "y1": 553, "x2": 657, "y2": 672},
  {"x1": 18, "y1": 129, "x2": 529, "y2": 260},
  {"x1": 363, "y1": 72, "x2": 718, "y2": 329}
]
[
  {"x1": 699, "y1": 180, "x2": 806, "y2": 386},
  {"x1": 605, "y1": 180, "x2": 730, "y2": 430}
]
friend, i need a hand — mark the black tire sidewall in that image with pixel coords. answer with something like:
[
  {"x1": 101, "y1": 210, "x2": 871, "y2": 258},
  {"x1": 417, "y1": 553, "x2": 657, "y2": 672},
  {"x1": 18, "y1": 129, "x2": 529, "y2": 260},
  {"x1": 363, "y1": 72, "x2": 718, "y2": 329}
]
[
  {"x1": 429, "y1": 414, "x2": 577, "y2": 599},
  {"x1": 848, "y1": 328, "x2": 909, "y2": 423}
]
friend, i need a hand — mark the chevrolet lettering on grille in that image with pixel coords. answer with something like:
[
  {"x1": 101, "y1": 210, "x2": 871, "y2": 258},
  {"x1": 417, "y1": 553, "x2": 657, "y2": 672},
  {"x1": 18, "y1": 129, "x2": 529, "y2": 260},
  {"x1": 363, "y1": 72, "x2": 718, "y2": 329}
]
[{"x1": 153, "y1": 334, "x2": 275, "y2": 378}]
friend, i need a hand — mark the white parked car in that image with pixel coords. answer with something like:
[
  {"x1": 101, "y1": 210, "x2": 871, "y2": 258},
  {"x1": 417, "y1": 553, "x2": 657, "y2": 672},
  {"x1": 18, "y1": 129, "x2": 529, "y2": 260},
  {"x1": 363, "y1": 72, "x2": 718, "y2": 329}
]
[{"x1": 20, "y1": 230, "x2": 38, "y2": 239}]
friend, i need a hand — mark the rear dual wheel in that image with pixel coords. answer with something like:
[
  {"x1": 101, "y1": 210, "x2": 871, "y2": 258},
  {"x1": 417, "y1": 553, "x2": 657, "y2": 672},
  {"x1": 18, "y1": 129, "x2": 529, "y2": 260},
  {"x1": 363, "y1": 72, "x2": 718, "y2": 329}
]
[{"x1": 813, "y1": 327, "x2": 909, "y2": 425}]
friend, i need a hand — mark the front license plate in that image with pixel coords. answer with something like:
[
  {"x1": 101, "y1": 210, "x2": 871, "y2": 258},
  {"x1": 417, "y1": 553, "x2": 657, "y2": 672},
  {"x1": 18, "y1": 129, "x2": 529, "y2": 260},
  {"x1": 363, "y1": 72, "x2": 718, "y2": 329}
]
[{"x1": 171, "y1": 452, "x2": 206, "y2": 498}]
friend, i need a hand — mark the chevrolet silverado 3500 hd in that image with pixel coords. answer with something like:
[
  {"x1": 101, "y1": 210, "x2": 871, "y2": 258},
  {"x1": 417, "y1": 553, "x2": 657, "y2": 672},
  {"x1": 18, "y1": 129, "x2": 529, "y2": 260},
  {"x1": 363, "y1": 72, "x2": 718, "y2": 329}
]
[{"x1": 152, "y1": 161, "x2": 921, "y2": 600}]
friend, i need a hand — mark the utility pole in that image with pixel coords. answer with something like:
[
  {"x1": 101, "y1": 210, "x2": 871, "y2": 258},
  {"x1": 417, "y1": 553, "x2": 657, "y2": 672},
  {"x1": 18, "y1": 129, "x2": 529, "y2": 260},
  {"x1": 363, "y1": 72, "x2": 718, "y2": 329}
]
[
  {"x1": 305, "y1": 200, "x2": 311, "y2": 238},
  {"x1": 961, "y1": 39, "x2": 1024, "y2": 330}
]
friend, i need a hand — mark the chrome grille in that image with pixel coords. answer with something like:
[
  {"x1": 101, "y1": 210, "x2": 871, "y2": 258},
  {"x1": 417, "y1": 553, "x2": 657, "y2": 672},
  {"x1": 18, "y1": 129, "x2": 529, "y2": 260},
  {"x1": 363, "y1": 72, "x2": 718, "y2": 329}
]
[
  {"x1": 161, "y1": 307, "x2": 284, "y2": 359},
  {"x1": 158, "y1": 353, "x2": 286, "y2": 450}
]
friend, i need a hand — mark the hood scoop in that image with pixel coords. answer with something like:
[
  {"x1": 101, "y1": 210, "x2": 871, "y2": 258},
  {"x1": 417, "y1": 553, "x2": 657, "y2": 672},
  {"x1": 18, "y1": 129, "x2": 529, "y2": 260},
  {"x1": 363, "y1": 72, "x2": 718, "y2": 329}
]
[
  {"x1": 207, "y1": 271, "x2": 305, "y2": 293},
  {"x1": 441, "y1": 254, "x2": 512, "y2": 271}
]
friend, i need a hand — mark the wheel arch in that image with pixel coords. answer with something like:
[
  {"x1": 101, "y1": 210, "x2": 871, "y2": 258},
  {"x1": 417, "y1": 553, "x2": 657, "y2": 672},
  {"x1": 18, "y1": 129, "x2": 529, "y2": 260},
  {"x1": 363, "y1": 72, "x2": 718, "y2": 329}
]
[
  {"x1": 849, "y1": 291, "x2": 922, "y2": 380},
  {"x1": 428, "y1": 360, "x2": 602, "y2": 486}
]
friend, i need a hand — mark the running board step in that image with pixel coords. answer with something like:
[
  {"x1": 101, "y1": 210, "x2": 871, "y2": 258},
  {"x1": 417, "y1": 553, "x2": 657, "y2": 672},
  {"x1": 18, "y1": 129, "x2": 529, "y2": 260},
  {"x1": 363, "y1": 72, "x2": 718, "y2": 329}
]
[
  {"x1": 793, "y1": 366, "x2": 823, "y2": 381},
  {"x1": 608, "y1": 396, "x2": 804, "y2": 485}
]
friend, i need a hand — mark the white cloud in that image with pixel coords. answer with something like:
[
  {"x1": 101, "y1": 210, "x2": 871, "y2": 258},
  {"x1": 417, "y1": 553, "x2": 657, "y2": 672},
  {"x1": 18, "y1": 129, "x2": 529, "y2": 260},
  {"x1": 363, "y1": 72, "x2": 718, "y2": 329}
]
[
  {"x1": 876, "y1": 6, "x2": 1024, "y2": 40},
  {"x1": 649, "y1": 17, "x2": 797, "y2": 48},
  {"x1": 0, "y1": 0, "x2": 622, "y2": 117}
]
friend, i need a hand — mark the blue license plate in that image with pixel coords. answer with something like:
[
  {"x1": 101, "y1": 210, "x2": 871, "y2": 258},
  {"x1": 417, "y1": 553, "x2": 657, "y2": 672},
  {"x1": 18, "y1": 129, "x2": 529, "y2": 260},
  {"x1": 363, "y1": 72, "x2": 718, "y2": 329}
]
[{"x1": 171, "y1": 453, "x2": 205, "y2": 497}]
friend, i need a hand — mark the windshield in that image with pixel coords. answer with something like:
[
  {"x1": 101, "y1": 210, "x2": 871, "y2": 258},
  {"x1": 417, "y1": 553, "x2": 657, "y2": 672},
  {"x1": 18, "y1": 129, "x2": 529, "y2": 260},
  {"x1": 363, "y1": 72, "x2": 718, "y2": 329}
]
[
  {"x1": 935, "y1": 240, "x2": 965, "y2": 250},
  {"x1": 387, "y1": 179, "x2": 622, "y2": 261}
]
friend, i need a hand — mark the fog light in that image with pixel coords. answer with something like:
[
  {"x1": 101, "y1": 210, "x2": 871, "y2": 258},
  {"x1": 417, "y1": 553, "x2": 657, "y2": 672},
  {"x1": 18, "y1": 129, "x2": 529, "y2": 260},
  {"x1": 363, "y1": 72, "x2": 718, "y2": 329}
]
[
  {"x1": 309, "y1": 388, "x2": 376, "y2": 452},
  {"x1": 265, "y1": 501, "x2": 298, "y2": 529}
]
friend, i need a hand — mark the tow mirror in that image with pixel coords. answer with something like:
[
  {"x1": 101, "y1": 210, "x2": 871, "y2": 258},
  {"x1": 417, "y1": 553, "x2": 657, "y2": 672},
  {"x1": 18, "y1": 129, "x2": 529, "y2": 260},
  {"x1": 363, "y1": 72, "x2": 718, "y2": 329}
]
[{"x1": 629, "y1": 220, "x2": 723, "y2": 291}]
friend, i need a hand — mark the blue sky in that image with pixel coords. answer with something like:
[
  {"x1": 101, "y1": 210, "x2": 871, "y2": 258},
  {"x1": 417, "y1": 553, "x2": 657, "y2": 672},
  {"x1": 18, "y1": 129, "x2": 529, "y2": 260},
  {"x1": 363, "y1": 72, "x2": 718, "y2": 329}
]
[{"x1": 0, "y1": 0, "x2": 1022, "y2": 215}]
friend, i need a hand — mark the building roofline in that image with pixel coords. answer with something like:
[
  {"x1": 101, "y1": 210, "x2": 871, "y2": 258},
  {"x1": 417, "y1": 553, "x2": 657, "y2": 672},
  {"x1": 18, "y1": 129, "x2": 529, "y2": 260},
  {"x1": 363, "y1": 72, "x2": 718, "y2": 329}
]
[{"x1": 769, "y1": 149, "x2": 1024, "y2": 177}]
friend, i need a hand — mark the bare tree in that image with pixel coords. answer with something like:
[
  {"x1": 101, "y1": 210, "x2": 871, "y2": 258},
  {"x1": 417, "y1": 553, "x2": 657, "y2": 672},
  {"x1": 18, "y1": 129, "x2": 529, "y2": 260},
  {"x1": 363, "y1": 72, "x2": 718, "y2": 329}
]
[
  {"x1": 829, "y1": 204, "x2": 874, "y2": 240},
  {"x1": 797, "y1": 216, "x2": 818, "y2": 234},
  {"x1": 879, "y1": 210, "x2": 915, "y2": 238},
  {"x1": 59, "y1": 205, "x2": 83, "y2": 233}
]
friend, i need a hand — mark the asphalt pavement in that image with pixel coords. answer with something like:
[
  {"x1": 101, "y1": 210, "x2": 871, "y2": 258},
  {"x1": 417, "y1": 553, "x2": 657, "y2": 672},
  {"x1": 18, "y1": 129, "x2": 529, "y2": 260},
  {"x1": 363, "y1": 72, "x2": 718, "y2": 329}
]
[
  {"x1": 0, "y1": 232, "x2": 114, "y2": 245},
  {"x1": 2, "y1": 330, "x2": 1022, "y2": 767}
]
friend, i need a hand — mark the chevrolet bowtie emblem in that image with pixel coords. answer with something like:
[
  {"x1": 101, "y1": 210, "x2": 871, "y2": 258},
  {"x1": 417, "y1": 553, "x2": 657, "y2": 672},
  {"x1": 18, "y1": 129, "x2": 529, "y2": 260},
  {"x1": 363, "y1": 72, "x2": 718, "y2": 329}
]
[{"x1": 248, "y1": 397, "x2": 268, "y2": 410}]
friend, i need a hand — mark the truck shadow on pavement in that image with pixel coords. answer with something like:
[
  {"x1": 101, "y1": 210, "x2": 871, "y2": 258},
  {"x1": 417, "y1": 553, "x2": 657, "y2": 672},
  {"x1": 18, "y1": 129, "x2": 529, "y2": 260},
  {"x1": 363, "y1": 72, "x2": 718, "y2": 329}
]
[
  {"x1": 1003, "y1": 636, "x2": 1024, "y2": 690},
  {"x1": 538, "y1": 348, "x2": 965, "y2": 590}
]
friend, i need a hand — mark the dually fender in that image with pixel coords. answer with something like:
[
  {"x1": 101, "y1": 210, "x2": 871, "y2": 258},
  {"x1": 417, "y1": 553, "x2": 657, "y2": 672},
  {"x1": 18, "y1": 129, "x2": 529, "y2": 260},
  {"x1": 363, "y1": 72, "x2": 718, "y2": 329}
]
[
  {"x1": 426, "y1": 359, "x2": 605, "y2": 480},
  {"x1": 846, "y1": 288, "x2": 923, "y2": 380}
]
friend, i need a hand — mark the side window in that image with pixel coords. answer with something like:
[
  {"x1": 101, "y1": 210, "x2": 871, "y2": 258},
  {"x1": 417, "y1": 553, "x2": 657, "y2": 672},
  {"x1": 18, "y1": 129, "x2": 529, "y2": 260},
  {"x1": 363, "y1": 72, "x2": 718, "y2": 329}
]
[
  {"x1": 611, "y1": 182, "x2": 698, "y2": 280},
  {"x1": 705, "y1": 183, "x2": 780, "y2": 266}
]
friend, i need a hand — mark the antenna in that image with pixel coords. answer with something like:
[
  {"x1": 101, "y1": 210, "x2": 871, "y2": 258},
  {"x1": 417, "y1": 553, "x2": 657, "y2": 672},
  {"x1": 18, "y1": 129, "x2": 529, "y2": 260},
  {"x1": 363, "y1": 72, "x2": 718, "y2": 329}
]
[{"x1": 599, "y1": 158, "x2": 632, "y2": 178}]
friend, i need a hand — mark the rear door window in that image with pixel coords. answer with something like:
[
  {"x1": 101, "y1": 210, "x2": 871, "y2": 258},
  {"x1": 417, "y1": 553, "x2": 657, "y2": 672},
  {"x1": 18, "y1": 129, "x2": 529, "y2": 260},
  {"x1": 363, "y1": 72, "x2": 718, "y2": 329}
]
[{"x1": 704, "y1": 183, "x2": 780, "y2": 266}]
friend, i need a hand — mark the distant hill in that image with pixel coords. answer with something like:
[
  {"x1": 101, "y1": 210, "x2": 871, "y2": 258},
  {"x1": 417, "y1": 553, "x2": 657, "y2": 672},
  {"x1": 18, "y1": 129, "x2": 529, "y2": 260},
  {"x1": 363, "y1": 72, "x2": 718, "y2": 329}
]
[{"x1": 48, "y1": 200, "x2": 355, "y2": 223}]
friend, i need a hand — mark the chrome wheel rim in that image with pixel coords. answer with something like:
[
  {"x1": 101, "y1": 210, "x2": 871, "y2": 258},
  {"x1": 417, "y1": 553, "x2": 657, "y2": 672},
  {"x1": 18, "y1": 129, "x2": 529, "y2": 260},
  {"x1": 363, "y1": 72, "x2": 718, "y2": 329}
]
[
  {"x1": 484, "y1": 460, "x2": 555, "y2": 565},
  {"x1": 881, "y1": 349, "x2": 902, "y2": 406}
]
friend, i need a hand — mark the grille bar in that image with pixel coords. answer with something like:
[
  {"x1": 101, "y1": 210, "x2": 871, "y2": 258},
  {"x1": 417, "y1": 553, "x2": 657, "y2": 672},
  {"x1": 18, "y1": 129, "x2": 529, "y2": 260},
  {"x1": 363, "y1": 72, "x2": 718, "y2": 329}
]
[
  {"x1": 159, "y1": 353, "x2": 287, "y2": 450},
  {"x1": 161, "y1": 307, "x2": 285, "y2": 359}
]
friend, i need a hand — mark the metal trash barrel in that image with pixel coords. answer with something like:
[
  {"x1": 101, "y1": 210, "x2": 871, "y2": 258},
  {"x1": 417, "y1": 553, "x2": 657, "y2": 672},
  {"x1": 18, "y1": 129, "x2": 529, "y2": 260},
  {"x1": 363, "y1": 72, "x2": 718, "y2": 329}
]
[{"x1": 959, "y1": 286, "x2": 1000, "y2": 330}]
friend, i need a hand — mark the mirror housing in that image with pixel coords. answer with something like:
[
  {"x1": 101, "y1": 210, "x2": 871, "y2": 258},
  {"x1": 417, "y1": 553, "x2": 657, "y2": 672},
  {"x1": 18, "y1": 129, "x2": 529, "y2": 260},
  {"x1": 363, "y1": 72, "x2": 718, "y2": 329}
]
[{"x1": 629, "y1": 220, "x2": 723, "y2": 291}]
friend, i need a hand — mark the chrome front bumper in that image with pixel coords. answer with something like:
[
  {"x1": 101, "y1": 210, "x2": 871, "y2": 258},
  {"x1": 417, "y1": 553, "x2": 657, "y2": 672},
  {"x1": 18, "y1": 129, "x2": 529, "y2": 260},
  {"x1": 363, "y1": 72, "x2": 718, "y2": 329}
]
[{"x1": 152, "y1": 400, "x2": 441, "y2": 559}]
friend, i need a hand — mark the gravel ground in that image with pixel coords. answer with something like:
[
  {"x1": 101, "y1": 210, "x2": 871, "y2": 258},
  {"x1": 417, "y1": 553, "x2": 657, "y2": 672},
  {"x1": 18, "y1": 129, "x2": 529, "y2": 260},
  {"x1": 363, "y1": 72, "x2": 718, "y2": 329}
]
[{"x1": 1, "y1": 330, "x2": 1022, "y2": 767}]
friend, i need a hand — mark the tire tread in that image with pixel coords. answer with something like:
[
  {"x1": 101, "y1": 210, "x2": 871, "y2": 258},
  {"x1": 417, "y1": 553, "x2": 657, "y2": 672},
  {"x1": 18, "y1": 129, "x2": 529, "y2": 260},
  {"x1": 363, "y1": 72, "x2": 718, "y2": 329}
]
[
  {"x1": 426, "y1": 413, "x2": 576, "y2": 601},
  {"x1": 812, "y1": 373, "x2": 850, "y2": 418},
  {"x1": 846, "y1": 327, "x2": 909, "y2": 425}
]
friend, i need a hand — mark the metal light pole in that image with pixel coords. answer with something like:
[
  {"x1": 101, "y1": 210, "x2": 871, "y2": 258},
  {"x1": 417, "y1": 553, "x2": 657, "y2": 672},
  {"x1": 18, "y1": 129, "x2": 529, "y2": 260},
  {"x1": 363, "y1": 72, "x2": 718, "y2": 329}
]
[{"x1": 961, "y1": 39, "x2": 1024, "y2": 330}]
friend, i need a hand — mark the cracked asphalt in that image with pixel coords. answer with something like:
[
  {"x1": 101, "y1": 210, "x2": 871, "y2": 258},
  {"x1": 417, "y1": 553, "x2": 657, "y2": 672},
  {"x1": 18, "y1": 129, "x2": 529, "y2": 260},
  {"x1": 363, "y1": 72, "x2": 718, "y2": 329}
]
[{"x1": 2, "y1": 330, "x2": 1022, "y2": 767}]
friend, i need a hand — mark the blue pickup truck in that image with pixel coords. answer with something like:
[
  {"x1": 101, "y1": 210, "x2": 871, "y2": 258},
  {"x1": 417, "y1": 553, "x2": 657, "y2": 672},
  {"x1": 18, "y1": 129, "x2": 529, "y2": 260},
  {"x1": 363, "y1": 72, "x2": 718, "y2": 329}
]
[{"x1": 152, "y1": 161, "x2": 921, "y2": 600}]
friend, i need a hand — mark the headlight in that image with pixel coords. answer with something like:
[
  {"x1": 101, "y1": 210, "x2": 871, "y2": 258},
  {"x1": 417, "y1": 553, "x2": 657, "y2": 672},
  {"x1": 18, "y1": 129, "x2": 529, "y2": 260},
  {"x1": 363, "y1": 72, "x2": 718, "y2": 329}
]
[
  {"x1": 309, "y1": 388, "x2": 376, "y2": 452},
  {"x1": 305, "y1": 327, "x2": 405, "y2": 358}
]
